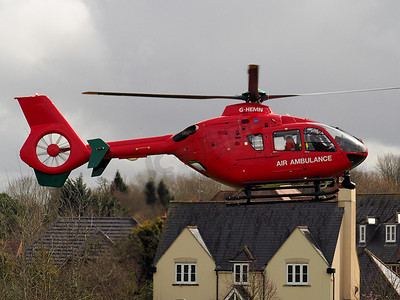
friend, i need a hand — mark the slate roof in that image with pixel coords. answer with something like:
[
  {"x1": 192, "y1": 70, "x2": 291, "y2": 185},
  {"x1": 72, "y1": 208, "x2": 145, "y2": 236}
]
[
  {"x1": 26, "y1": 217, "x2": 138, "y2": 266},
  {"x1": 357, "y1": 194, "x2": 400, "y2": 263},
  {"x1": 154, "y1": 201, "x2": 344, "y2": 270},
  {"x1": 359, "y1": 249, "x2": 400, "y2": 299},
  {"x1": 356, "y1": 194, "x2": 400, "y2": 297},
  {"x1": 357, "y1": 194, "x2": 400, "y2": 225}
]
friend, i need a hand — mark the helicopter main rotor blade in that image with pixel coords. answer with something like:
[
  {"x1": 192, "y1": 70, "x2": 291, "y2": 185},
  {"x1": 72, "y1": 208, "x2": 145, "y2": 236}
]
[
  {"x1": 83, "y1": 91, "x2": 242, "y2": 100},
  {"x1": 266, "y1": 86, "x2": 400, "y2": 100},
  {"x1": 248, "y1": 64, "x2": 260, "y2": 101}
]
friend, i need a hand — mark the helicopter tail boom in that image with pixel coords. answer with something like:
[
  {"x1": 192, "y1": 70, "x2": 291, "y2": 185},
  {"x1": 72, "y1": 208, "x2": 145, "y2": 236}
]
[{"x1": 15, "y1": 95, "x2": 91, "y2": 187}]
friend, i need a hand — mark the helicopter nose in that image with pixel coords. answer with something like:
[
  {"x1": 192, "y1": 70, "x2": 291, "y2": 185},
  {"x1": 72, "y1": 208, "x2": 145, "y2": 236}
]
[{"x1": 347, "y1": 153, "x2": 367, "y2": 168}]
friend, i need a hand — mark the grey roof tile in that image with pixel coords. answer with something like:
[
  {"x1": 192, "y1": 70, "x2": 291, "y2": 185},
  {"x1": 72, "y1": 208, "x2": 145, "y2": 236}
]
[
  {"x1": 154, "y1": 201, "x2": 343, "y2": 270},
  {"x1": 26, "y1": 217, "x2": 138, "y2": 266}
]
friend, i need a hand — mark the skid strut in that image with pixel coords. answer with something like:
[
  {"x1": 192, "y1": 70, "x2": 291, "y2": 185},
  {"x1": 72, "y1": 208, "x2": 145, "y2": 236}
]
[{"x1": 226, "y1": 177, "x2": 339, "y2": 204}]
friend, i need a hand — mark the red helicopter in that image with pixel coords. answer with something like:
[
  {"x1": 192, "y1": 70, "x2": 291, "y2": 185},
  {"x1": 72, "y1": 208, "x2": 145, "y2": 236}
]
[{"x1": 15, "y1": 65, "x2": 399, "y2": 193}]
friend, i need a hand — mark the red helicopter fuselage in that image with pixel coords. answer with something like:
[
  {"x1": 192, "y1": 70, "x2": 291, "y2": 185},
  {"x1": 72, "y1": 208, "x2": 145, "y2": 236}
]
[
  {"x1": 15, "y1": 95, "x2": 367, "y2": 187},
  {"x1": 116, "y1": 102, "x2": 367, "y2": 187}
]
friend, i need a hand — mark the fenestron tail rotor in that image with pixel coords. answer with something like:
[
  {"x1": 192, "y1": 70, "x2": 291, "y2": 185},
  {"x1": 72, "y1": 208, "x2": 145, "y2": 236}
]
[
  {"x1": 36, "y1": 133, "x2": 71, "y2": 168},
  {"x1": 83, "y1": 64, "x2": 400, "y2": 103},
  {"x1": 15, "y1": 95, "x2": 91, "y2": 187}
]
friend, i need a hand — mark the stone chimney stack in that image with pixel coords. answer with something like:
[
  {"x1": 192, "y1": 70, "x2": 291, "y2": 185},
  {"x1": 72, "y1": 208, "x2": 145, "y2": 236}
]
[{"x1": 337, "y1": 188, "x2": 360, "y2": 300}]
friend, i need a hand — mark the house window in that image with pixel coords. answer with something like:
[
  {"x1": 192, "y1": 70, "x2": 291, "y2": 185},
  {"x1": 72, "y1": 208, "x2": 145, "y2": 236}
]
[
  {"x1": 389, "y1": 264, "x2": 400, "y2": 275},
  {"x1": 233, "y1": 263, "x2": 249, "y2": 285},
  {"x1": 175, "y1": 263, "x2": 196, "y2": 284},
  {"x1": 287, "y1": 263, "x2": 308, "y2": 285},
  {"x1": 386, "y1": 225, "x2": 396, "y2": 243},
  {"x1": 359, "y1": 225, "x2": 366, "y2": 243}
]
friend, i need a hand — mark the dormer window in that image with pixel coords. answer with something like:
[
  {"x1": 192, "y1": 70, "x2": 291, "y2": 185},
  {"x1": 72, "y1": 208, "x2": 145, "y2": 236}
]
[
  {"x1": 359, "y1": 225, "x2": 366, "y2": 243},
  {"x1": 367, "y1": 217, "x2": 377, "y2": 225},
  {"x1": 233, "y1": 263, "x2": 249, "y2": 285},
  {"x1": 386, "y1": 225, "x2": 396, "y2": 243}
]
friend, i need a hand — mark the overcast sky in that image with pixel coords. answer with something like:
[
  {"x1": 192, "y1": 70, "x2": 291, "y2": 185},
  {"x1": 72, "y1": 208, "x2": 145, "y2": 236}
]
[{"x1": 1, "y1": 0, "x2": 400, "y2": 188}]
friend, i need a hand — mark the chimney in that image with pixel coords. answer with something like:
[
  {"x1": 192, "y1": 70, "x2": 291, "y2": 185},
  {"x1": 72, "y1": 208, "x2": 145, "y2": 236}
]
[{"x1": 337, "y1": 188, "x2": 360, "y2": 300}]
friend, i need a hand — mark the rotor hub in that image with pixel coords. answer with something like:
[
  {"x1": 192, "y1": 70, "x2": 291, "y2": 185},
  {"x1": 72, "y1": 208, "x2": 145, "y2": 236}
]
[
  {"x1": 241, "y1": 89, "x2": 267, "y2": 103},
  {"x1": 47, "y1": 144, "x2": 60, "y2": 157}
]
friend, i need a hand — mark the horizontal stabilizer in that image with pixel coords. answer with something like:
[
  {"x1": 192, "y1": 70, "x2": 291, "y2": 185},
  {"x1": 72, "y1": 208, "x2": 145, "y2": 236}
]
[
  {"x1": 88, "y1": 138, "x2": 110, "y2": 176},
  {"x1": 91, "y1": 159, "x2": 111, "y2": 177},
  {"x1": 88, "y1": 139, "x2": 110, "y2": 168}
]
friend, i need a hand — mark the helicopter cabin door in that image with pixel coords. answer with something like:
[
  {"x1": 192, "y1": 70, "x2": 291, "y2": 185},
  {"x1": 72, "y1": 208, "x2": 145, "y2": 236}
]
[{"x1": 271, "y1": 129, "x2": 307, "y2": 179}]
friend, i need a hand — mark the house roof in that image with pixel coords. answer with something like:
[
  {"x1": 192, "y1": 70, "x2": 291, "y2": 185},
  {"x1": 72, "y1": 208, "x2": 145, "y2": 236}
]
[
  {"x1": 366, "y1": 249, "x2": 400, "y2": 295},
  {"x1": 299, "y1": 227, "x2": 328, "y2": 264},
  {"x1": 357, "y1": 194, "x2": 400, "y2": 224},
  {"x1": 154, "y1": 201, "x2": 343, "y2": 270},
  {"x1": 359, "y1": 249, "x2": 400, "y2": 298},
  {"x1": 356, "y1": 194, "x2": 400, "y2": 298},
  {"x1": 357, "y1": 194, "x2": 400, "y2": 263},
  {"x1": 187, "y1": 226, "x2": 213, "y2": 258},
  {"x1": 26, "y1": 217, "x2": 138, "y2": 266}
]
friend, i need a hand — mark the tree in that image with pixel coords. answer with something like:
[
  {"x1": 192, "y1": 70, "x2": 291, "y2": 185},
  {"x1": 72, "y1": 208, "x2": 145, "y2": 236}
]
[
  {"x1": 157, "y1": 180, "x2": 174, "y2": 206},
  {"x1": 376, "y1": 153, "x2": 400, "y2": 189},
  {"x1": 351, "y1": 168, "x2": 400, "y2": 194},
  {"x1": 58, "y1": 175, "x2": 92, "y2": 216},
  {"x1": 26, "y1": 248, "x2": 61, "y2": 300},
  {"x1": 164, "y1": 172, "x2": 229, "y2": 202},
  {"x1": 0, "y1": 193, "x2": 24, "y2": 239},
  {"x1": 110, "y1": 170, "x2": 128, "y2": 193},
  {"x1": 144, "y1": 179, "x2": 157, "y2": 205},
  {"x1": 350, "y1": 153, "x2": 400, "y2": 194},
  {"x1": 91, "y1": 193, "x2": 121, "y2": 217},
  {"x1": 117, "y1": 218, "x2": 164, "y2": 282}
]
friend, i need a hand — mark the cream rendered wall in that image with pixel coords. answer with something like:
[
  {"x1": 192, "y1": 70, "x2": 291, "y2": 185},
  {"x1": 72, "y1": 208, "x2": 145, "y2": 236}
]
[
  {"x1": 217, "y1": 270, "x2": 266, "y2": 300},
  {"x1": 218, "y1": 271, "x2": 234, "y2": 299},
  {"x1": 331, "y1": 223, "x2": 342, "y2": 300},
  {"x1": 266, "y1": 227, "x2": 332, "y2": 300},
  {"x1": 153, "y1": 227, "x2": 216, "y2": 300}
]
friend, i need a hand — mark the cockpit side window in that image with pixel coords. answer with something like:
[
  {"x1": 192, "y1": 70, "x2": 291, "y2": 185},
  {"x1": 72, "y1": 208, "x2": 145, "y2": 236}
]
[
  {"x1": 247, "y1": 133, "x2": 264, "y2": 151},
  {"x1": 304, "y1": 127, "x2": 336, "y2": 152},
  {"x1": 273, "y1": 130, "x2": 302, "y2": 151}
]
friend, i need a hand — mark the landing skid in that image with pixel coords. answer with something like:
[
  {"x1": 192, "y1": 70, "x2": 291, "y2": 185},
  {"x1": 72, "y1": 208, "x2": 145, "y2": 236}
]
[{"x1": 226, "y1": 177, "x2": 339, "y2": 204}]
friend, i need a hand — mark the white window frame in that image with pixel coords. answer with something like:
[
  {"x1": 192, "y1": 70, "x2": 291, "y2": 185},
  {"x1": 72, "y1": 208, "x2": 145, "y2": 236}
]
[
  {"x1": 175, "y1": 263, "x2": 197, "y2": 284},
  {"x1": 287, "y1": 263, "x2": 308, "y2": 285},
  {"x1": 233, "y1": 263, "x2": 249, "y2": 285},
  {"x1": 386, "y1": 225, "x2": 396, "y2": 243},
  {"x1": 359, "y1": 225, "x2": 366, "y2": 243},
  {"x1": 389, "y1": 264, "x2": 400, "y2": 275}
]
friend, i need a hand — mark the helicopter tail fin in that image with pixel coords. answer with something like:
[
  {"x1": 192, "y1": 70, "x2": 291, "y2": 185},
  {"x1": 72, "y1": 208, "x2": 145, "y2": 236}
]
[{"x1": 15, "y1": 95, "x2": 91, "y2": 187}]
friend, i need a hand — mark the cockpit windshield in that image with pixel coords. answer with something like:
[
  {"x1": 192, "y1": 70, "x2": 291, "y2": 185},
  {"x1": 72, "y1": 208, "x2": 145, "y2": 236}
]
[{"x1": 318, "y1": 124, "x2": 367, "y2": 153}]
